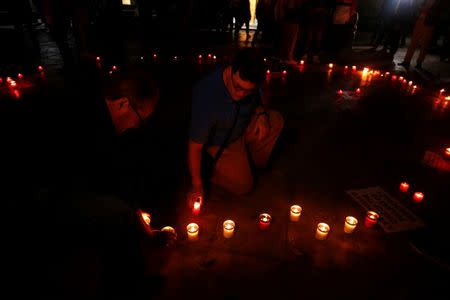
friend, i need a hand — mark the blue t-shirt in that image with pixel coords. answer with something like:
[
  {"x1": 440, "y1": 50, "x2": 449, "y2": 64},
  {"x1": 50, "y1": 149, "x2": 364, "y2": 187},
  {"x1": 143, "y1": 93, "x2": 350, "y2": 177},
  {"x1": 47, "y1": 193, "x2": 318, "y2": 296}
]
[{"x1": 189, "y1": 68, "x2": 260, "y2": 146}]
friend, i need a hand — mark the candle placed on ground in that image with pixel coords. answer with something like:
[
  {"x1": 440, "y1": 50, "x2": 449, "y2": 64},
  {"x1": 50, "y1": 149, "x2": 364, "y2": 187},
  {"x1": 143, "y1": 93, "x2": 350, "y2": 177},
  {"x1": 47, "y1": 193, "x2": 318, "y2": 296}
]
[
  {"x1": 10, "y1": 80, "x2": 17, "y2": 88},
  {"x1": 352, "y1": 66, "x2": 357, "y2": 71},
  {"x1": 445, "y1": 148, "x2": 450, "y2": 157},
  {"x1": 290, "y1": 205, "x2": 302, "y2": 222},
  {"x1": 344, "y1": 65, "x2": 348, "y2": 69},
  {"x1": 17, "y1": 73, "x2": 23, "y2": 79},
  {"x1": 96, "y1": 56, "x2": 101, "y2": 61},
  {"x1": 356, "y1": 88, "x2": 361, "y2": 94},
  {"x1": 38, "y1": 65, "x2": 44, "y2": 72},
  {"x1": 413, "y1": 192, "x2": 424, "y2": 203},
  {"x1": 315, "y1": 223, "x2": 330, "y2": 240},
  {"x1": 258, "y1": 213, "x2": 272, "y2": 231},
  {"x1": 408, "y1": 81, "x2": 413, "y2": 86},
  {"x1": 364, "y1": 211, "x2": 379, "y2": 228},
  {"x1": 328, "y1": 63, "x2": 334, "y2": 69},
  {"x1": 208, "y1": 53, "x2": 212, "y2": 59},
  {"x1": 399, "y1": 76, "x2": 404, "y2": 81},
  {"x1": 153, "y1": 53, "x2": 157, "y2": 58},
  {"x1": 266, "y1": 69, "x2": 271, "y2": 75},
  {"x1": 161, "y1": 226, "x2": 176, "y2": 235},
  {"x1": 344, "y1": 216, "x2": 358, "y2": 234},
  {"x1": 338, "y1": 89, "x2": 343, "y2": 95},
  {"x1": 282, "y1": 70, "x2": 287, "y2": 75},
  {"x1": 112, "y1": 65, "x2": 117, "y2": 71},
  {"x1": 186, "y1": 223, "x2": 199, "y2": 241},
  {"x1": 300, "y1": 60, "x2": 304, "y2": 65},
  {"x1": 400, "y1": 182, "x2": 410, "y2": 192},
  {"x1": 192, "y1": 198, "x2": 201, "y2": 215},
  {"x1": 223, "y1": 220, "x2": 235, "y2": 238}
]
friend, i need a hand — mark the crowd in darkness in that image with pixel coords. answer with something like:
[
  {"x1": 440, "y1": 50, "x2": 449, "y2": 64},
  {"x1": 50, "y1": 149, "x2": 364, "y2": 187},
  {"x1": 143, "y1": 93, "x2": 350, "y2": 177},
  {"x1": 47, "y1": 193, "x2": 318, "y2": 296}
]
[{"x1": 4, "y1": 0, "x2": 449, "y2": 70}]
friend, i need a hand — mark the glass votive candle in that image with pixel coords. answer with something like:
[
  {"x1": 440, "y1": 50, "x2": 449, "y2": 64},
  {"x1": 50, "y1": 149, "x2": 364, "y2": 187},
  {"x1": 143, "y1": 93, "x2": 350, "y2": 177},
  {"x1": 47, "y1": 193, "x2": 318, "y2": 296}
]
[
  {"x1": 223, "y1": 220, "x2": 235, "y2": 239},
  {"x1": 344, "y1": 216, "x2": 358, "y2": 234},
  {"x1": 364, "y1": 211, "x2": 379, "y2": 228},
  {"x1": 413, "y1": 192, "x2": 424, "y2": 203},
  {"x1": 258, "y1": 213, "x2": 272, "y2": 231},
  {"x1": 186, "y1": 223, "x2": 199, "y2": 241},
  {"x1": 140, "y1": 212, "x2": 151, "y2": 226},
  {"x1": 400, "y1": 182, "x2": 410, "y2": 192},
  {"x1": 315, "y1": 223, "x2": 330, "y2": 240},
  {"x1": 290, "y1": 205, "x2": 302, "y2": 222}
]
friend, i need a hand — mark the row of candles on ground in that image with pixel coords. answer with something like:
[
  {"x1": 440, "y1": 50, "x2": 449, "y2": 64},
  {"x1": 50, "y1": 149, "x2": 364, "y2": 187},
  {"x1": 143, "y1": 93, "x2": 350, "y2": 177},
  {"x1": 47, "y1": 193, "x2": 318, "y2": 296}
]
[
  {"x1": 400, "y1": 182, "x2": 425, "y2": 203},
  {"x1": 141, "y1": 202, "x2": 381, "y2": 242}
]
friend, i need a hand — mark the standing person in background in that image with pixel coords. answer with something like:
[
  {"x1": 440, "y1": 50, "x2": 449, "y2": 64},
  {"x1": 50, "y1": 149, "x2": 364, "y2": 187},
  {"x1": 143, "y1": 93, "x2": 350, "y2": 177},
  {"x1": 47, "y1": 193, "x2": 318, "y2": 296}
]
[
  {"x1": 398, "y1": 0, "x2": 441, "y2": 70},
  {"x1": 300, "y1": 0, "x2": 332, "y2": 63},
  {"x1": 328, "y1": 0, "x2": 357, "y2": 54},
  {"x1": 252, "y1": 0, "x2": 276, "y2": 46},
  {"x1": 232, "y1": 0, "x2": 251, "y2": 40},
  {"x1": 275, "y1": 0, "x2": 304, "y2": 64}
]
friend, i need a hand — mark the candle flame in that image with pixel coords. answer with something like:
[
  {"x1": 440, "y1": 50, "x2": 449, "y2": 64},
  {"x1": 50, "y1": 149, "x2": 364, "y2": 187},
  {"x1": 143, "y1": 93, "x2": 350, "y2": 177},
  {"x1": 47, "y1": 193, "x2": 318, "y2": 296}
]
[
  {"x1": 194, "y1": 201, "x2": 201, "y2": 210},
  {"x1": 445, "y1": 96, "x2": 450, "y2": 101},
  {"x1": 328, "y1": 63, "x2": 334, "y2": 69},
  {"x1": 187, "y1": 223, "x2": 199, "y2": 233},
  {"x1": 300, "y1": 60, "x2": 304, "y2": 65},
  {"x1": 352, "y1": 66, "x2": 357, "y2": 70},
  {"x1": 141, "y1": 212, "x2": 151, "y2": 225}
]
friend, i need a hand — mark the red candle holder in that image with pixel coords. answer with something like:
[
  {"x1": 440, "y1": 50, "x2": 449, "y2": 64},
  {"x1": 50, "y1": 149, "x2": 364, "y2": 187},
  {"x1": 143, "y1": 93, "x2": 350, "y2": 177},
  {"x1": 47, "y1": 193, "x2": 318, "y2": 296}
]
[
  {"x1": 445, "y1": 148, "x2": 450, "y2": 158},
  {"x1": 399, "y1": 182, "x2": 410, "y2": 192},
  {"x1": 364, "y1": 211, "x2": 379, "y2": 228},
  {"x1": 192, "y1": 198, "x2": 201, "y2": 215},
  {"x1": 258, "y1": 213, "x2": 272, "y2": 231},
  {"x1": 96, "y1": 56, "x2": 101, "y2": 61},
  {"x1": 282, "y1": 70, "x2": 287, "y2": 76},
  {"x1": 38, "y1": 65, "x2": 44, "y2": 72},
  {"x1": 355, "y1": 88, "x2": 361, "y2": 95},
  {"x1": 337, "y1": 89, "x2": 343, "y2": 95},
  {"x1": 413, "y1": 192, "x2": 424, "y2": 203},
  {"x1": 17, "y1": 73, "x2": 23, "y2": 79}
]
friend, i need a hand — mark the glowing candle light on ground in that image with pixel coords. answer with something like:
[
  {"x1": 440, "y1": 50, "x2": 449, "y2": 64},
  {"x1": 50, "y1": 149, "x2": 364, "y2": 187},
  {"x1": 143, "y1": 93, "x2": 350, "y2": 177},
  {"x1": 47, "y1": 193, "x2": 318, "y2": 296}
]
[
  {"x1": 223, "y1": 220, "x2": 235, "y2": 238},
  {"x1": 208, "y1": 53, "x2": 212, "y2": 59},
  {"x1": 300, "y1": 60, "x2": 304, "y2": 65},
  {"x1": 352, "y1": 66, "x2": 357, "y2": 71},
  {"x1": 153, "y1": 53, "x2": 157, "y2": 58},
  {"x1": 17, "y1": 73, "x2": 23, "y2": 79},
  {"x1": 328, "y1": 63, "x2": 334, "y2": 69},
  {"x1": 402, "y1": 79, "x2": 407, "y2": 84},
  {"x1": 213, "y1": 55, "x2": 217, "y2": 60},
  {"x1": 439, "y1": 89, "x2": 445, "y2": 97},
  {"x1": 192, "y1": 198, "x2": 201, "y2": 215},
  {"x1": 445, "y1": 148, "x2": 450, "y2": 157},
  {"x1": 258, "y1": 213, "x2": 272, "y2": 231},
  {"x1": 266, "y1": 69, "x2": 271, "y2": 75},
  {"x1": 337, "y1": 89, "x2": 343, "y2": 95},
  {"x1": 10, "y1": 80, "x2": 17, "y2": 88},
  {"x1": 364, "y1": 211, "x2": 379, "y2": 228},
  {"x1": 413, "y1": 192, "x2": 424, "y2": 203},
  {"x1": 399, "y1": 76, "x2": 404, "y2": 81},
  {"x1": 356, "y1": 88, "x2": 361, "y2": 94},
  {"x1": 344, "y1": 216, "x2": 358, "y2": 234},
  {"x1": 282, "y1": 70, "x2": 287, "y2": 75},
  {"x1": 344, "y1": 65, "x2": 348, "y2": 69},
  {"x1": 290, "y1": 205, "x2": 302, "y2": 222},
  {"x1": 400, "y1": 182, "x2": 410, "y2": 192},
  {"x1": 408, "y1": 81, "x2": 413, "y2": 86},
  {"x1": 186, "y1": 223, "x2": 199, "y2": 241},
  {"x1": 112, "y1": 65, "x2": 117, "y2": 71},
  {"x1": 38, "y1": 65, "x2": 44, "y2": 72},
  {"x1": 315, "y1": 223, "x2": 330, "y2": 240},
  {"x1": 96, "y1": 56, "x2": 101, "y2": 61},
  {"x1": 392, "y1": 75, "x2": 397, "y2": 81},
  {"x1": 198, "y1": 54, "x2": 202, "y2": 59}
]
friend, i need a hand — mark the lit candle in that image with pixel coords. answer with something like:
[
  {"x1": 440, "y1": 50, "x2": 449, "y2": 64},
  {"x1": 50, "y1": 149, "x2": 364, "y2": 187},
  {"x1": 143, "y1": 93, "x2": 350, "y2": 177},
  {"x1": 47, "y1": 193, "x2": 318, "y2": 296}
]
[
  {"x1": 445, "y1": 148, "x2": 450, "y2": 157},
  {"x1": 315, "y1": 223, "x2": 330, "y2": 240},
  {"x1": 402, "y1": 79, "x2": 407, "y2": 84},
  {"x1": 352, "y1": 66, "x2": 357, "y2": 71},
  {"x1": 355, "y1": 88, "x2": 361, "y2": 94},
  {"x1": 300, "y1": 60, "x2": 304, "y2": 65},
  {"x1": 400, "y1": 182, "x2": 410, "y2": 192},
  {"x1": 439, "y1": 89, "x2": 445, "y2": 97},
  {"x1": 6, "y1": 77, "x2": 12, "y2": 83},
  {"x1": 392, "y1": 75, "x2": 397, "y2": 81},
  {"x1": 38, "y1": 65, "x2": 44, "y2": 72},
  {"x1": 208, "y1": 53, "x2": 212, "y2": 59},
  {"x1": 399, "y1": 76, "x2": 404, "y2": 81},
  {"x1": 140, "y1": 211, "x2": 151, "y2": 226},
  {"x1": 446, "y1": 96, "x2": 450, "y2": 101},
  {"x1": 17, "y1": 73, "x2": 23, "y2": 79},
  {"x1": 413, "y1": 192, "x2": 424, "y2": 203},
  {"x1": 192, "y1": 198, "x2": 201, "y2": 215},
  {"x1": 258, "y1": 213, "x2": 272, "y2": 231},
  {"x1": 363, "y1": 67, "x2": 369, "y2": 72},
  {"x1": 153, "y1": 53, "x2": 157, "y2": 59},
  {"x1": 266, "y1": 69, "x2": 271, "y2": 75},
  {"x1": 112, "y1": 65, "x2": 117, "y2": 71},
  {"x1": 10, "y1": 80, "x2": 17, "y2": 88},
  {"x1": 213, "y1": 55, "x2": 217, "y2": 60},
  {"x1": 140, "y1": 56, "x2": 144, "y2": 60},
  {"x1": 161, "y1": 226, "x2": 176, "y2": 235},
  {"x1": 223, "y1": 220, "x2": 235, "y2": 238},
  {"x1": 264, "y1": 58, "x2": 267, "y2": 62},
  {"x1": 96, "y1": 56, "x2": 101, "y2": 61},
  {"x1": 385, "y1": 72, "x2": 390, "y2": 76},
  {"x1": 344, "y1": 65, "x2": 348, "y2": 69},
  {"x1": 408, "y1": 81, "x2": 413, "y2": 86},
  {"x1": 186, "y1": 223, "x2": 199, "y2": 241},
  {"x1": 337, "y1": 89, "x2": 343, "y2": 95},
  {"x1": 290, "y1": 205, "x2": 302, "y2": 222},
  {"x1": 282, "y1": 70, "x2": 287, "y2": 76},
  {"x1": 364, "y1": 211, "x2": 379, "y2": 228},
  {"x1": 328, "y1": 63, "x2": 334, "y2": 69},
  {"x1": 344, "y1": 216, "x2": 358, "y2": 234},
  {"x1": 198, "y1": 54, "x2": 202, "y2": 59}
]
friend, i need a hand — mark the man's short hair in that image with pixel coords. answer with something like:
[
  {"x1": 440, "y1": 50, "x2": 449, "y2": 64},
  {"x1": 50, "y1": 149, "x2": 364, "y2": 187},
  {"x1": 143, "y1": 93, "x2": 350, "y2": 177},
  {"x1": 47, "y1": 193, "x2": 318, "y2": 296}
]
[
  {"x1": 102, "y1": 66, "x2": 158, "y2": 107},
  {"x1": 231, "y1": 48, "x2": 266, "y2": 85}
]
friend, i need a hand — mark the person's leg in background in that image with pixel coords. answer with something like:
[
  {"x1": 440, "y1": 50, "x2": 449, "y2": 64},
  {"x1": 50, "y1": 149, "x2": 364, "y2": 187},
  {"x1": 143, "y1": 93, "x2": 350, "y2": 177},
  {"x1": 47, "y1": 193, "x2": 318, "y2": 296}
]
[
  {"x1": 415, "y1": 25, "x2": 434, "y2": 68},
  {"x1": 399, "y1": 19, "x2": 422, "y2": 67}
]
